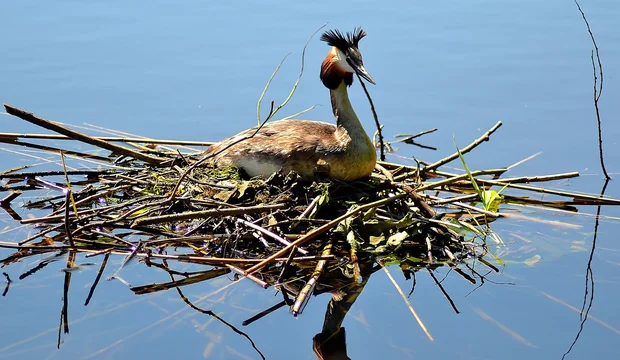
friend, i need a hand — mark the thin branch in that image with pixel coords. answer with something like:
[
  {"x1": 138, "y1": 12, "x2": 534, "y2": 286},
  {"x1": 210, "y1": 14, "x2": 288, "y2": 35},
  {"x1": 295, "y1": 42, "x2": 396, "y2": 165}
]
[
  {"x1": 226, "y1": 264, "x2": 269, "y2": 288},
  {"x1": 292, "y1": 243, "x2": 332, "y2": 316},
  {"x1": 236, "y1": 218, "x2": 308, "y2": 255},
  {"x1": 0, "y1": 138, "x2": 112, "y2": 162},
  {"x1": 242, "y1": 300, "x2": 288, "y2": 326},
  {"x1": 3, "y1": 104, "x2": 167, "y2": 166},
  {"x1": 168, "y1": 26, "x2": 326, "y2": 200},
  {"x1": 132, "y1": 203, "x2": 286, "y2": 227},
  {"x1": 432, "y1": 169, "x2": 620, "y2": 205},
  {"x1": 380, "y1": 262, "x2": 434, "y2": 341},
  {"x1": 562, "y1": 178, "x2": 608, "y2": 359},
  {"x1": 0, "y1": 191, "x2": 22, "y2": 207},
  {"x1": 170, "y1": 273, "x2": 266, "y2": 360},
  {"x1": 2, "y1": 272, "x2": 10, "y2": 296},
  {"x1": 58, "y1": 251, "x2": 76, "y2": 348},
  {"x1": 257, "y1": 53, "x2": 291, "y2": 126},
  {"x1": 84, "y1": 252, "x2": 110, "y2": 306},
  {"x1": 64, "y1": 192, "x2": 76, "y2": 248},
  {"x1": 573, "y1": 0, "x2": 609, "y2": 179},
  {"x1": 413, "y1": 169, "x2": 508, "y2": 191},
  {"x1": 423, "y1": 121, "x2": 502, "y2": 172},
  {"x1": 0, "y1": 132, "x2": 215, "y2": 146},
  {"x1": 357, "y1": 73, "x2": 385, "y2": 161},
  {"x1": 427, "y1": 268, "x2": 460, "y2": 314},
  {"x1": 278, "y1": 104, "x2": 318, "y2": 121}
]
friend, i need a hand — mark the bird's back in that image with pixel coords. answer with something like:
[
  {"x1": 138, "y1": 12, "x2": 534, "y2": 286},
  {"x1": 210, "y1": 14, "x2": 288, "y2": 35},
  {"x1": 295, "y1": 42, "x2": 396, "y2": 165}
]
[{"x1": 203, "y1": 119, "x2": 374, "y2": 180}]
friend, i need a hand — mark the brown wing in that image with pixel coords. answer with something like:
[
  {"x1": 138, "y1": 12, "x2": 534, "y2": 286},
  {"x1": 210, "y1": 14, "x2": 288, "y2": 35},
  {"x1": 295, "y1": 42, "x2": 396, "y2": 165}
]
[{"x1": 204, "y1": 120, "x2": 343, "y2": 165}]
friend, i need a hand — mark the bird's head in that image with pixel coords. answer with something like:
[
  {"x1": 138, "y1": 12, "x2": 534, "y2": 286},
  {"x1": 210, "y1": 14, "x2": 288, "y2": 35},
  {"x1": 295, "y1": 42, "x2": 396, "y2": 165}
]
[{"x1": 320, "y1": 28, "x2": 375, "y2": 90}]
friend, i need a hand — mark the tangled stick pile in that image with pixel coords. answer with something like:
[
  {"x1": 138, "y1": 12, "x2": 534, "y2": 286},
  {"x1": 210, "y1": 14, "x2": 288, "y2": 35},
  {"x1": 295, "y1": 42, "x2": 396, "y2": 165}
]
[{"x1": 1, "y1": 103, "x2": 618, "y2": 321}]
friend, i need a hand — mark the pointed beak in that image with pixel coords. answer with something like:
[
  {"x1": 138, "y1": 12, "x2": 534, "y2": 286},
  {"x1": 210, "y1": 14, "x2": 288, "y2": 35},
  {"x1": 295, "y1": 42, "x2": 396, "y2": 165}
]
[{"x1": 353, "y1": 64, "x2": 376, "y2": 85}]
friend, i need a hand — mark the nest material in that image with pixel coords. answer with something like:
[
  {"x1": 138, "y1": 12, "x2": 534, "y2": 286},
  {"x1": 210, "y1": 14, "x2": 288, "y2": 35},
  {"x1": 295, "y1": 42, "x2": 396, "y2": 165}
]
[
  {"x1": 1, "y1": 104, "x2": 618, "y2": 319},
  {"x1": 2, "y1": 150, "x2": 470, "y2": 286}
]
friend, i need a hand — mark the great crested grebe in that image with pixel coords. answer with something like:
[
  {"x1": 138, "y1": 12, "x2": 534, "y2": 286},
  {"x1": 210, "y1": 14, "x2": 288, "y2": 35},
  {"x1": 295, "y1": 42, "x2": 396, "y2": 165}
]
[{"x1": 204, "y1": 28, "x2": 377, "y2": 181}]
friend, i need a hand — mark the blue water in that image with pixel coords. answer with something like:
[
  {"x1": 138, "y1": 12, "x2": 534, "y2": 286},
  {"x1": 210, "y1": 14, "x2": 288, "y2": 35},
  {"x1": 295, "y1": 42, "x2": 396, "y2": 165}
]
[{"x1": 2, "y1": 0, "x2": 620, "y2": 359}]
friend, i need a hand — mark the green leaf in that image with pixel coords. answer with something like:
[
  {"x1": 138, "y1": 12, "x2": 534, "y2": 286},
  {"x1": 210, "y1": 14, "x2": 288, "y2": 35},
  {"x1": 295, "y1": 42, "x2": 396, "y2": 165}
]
[
  {"x1": 361, "y1": 213, "x2": 416, "y2": 236},
  {"x1": 484, "y1": 246, "x2": 506, "y2": 266},
  {"x1": 309, "y1": 191, "x2": 330, "y2": 219},
  {"x1": 372, "y1": 245, "x2": 389, "y2": 254},
  {"x1": 454, "y1": 138, "x2": 482, "y2": 197},
  {"x1": 346, "y1": 230, "x2": 360, "y2": 247},
  {"x1": 456, "y1": 219, "x2": 485, "y2": 236},
  {"x1": 369, "y1": 234, "x2": 385, "y2": 245},
  {"x1": 387, "y1": 231, "x2": 409, "y2": 246},
  {"x1": 237, "y1": 181, "x2": 250, "y2": 197},
  {"x1": 362, "y1": 207, "x2": 377, "y2": 221}
]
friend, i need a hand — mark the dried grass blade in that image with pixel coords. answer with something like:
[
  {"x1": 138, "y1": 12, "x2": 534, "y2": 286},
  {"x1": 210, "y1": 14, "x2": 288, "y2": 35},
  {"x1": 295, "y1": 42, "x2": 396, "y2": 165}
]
[{"x1": 380, "y1": 263, "x2": 434, "y2": 341}]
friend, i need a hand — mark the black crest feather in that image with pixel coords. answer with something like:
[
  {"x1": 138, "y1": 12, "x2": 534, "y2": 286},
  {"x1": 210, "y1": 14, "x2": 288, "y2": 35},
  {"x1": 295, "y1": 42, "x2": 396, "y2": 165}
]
[{"x1": 320, "y1": 27, "x2": 367, "y2": 51}]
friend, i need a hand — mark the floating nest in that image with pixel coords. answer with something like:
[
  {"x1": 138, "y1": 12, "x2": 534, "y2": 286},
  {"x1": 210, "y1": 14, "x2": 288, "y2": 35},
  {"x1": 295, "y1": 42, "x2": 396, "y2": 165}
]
[{"x1": 1, "y1": 104, "x2": 619, "y2": 350}]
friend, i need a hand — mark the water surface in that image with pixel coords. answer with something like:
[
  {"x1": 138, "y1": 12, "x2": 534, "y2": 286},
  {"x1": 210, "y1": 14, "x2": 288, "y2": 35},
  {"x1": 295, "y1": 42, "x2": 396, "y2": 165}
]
[{"x1": 2, "y1": 1, "x2": 620, "y2": 359}]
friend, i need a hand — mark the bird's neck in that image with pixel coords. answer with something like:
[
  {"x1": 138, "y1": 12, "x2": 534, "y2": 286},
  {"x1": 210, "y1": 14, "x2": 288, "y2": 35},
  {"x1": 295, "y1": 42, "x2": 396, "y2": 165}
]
[
  {"x1": 330, "y1": 81, "x2": 366, "y2": 136},
  {"x1": 329, "y1": 80, "x2": 376, "y2": 172}
]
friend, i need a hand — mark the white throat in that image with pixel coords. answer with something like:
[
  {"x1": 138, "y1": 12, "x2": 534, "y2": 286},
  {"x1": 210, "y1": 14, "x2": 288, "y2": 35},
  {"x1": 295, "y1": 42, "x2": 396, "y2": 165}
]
[{"x1": 333, "y1": 48, "x2": 354, "y2": 72}]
